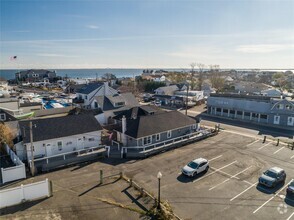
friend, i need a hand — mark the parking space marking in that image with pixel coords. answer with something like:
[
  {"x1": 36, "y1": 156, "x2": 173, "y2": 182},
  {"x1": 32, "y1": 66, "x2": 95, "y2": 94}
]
[
  {"x1": 209, "y1": 154, "x2": 223, "y2": 161},
  {"x1": 230, "y1": 181, "x2": 258, "y2": 201},
  {"x1": 286, "y1": 211, "x2": 294, "y2": 220},
  {"x1": 291, "y1": 155, "x2": 294, "y2": 159},
  {"x1": 209, "y1": 166, "x2": 252, "y2": 191},
  {"x1": 258, "y1": 142, "x2": 272, "y2": 150},
  {"x1": 253, "y1": 179, "x2": 292, "y2": 214},
  {"x1": 193, "y1": 161, "x2": 237, "y2": 183},
  {"x1": 246, "y1": 140, "x2": 259, "y2": 147},
  {"x1": 273, "y1": 146, "x2": 285, "y2": 154}
]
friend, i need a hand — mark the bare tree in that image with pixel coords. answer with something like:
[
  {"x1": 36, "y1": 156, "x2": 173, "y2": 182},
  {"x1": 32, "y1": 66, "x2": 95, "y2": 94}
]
[
  {"x1": 189, "y1": 63, "x2": 197, "y2": 90},
  {"x1": 0, "y1": 123, "x2": 13, "y2": 147},
  {"x1": 197, "y1": 63, "x2": 205, "y2": 90},
  {"x1": 209, "y1": 64, "x2": 224, "y2": 91}
]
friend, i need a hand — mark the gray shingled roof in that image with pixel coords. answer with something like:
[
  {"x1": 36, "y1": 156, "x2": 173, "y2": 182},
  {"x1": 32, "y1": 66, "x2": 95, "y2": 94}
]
[
  {"x1": 116, "y1": 111, "x2": 196, "y2": 138},
  {"x1": 76, "y1": 82, "x2": 103, "y2": 95},
  {"x1": 20, "y1": 114, "x2": 102, "y2": 144}
]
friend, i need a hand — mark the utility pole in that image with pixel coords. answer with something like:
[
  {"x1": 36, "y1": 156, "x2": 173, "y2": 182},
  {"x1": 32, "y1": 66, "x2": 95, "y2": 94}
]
[{"x1": 29, "y1": 121, "x2": 35, "y2": 176}]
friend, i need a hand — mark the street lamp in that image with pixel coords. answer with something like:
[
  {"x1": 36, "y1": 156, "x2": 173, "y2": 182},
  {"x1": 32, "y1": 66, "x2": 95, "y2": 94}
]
[{"x1": 157, "y1": 171, "x2": 162, "y2": 209}]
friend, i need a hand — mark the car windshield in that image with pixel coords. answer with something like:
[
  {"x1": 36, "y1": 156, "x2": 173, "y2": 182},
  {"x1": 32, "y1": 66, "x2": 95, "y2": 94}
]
[
  {"x1": 264, "y1": 170, "x2": 277, "y2": 178},
  {"x1": 187, "y1": 161, "x2": 199, "y2": 169}
]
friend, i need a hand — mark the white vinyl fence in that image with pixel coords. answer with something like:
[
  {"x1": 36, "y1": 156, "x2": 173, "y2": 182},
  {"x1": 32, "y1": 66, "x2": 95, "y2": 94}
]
[
  {"x1": 0, "y1": 179, "x2": 52, "y2": 208},
  {"x1": 1, "y1": 144, "x2": 26, "y2": 184}
]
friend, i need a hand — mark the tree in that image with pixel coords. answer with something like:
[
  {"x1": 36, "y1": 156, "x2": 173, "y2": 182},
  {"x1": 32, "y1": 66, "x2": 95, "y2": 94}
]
[
  {"x1": 197, "y1": 63, "x2": 205, "y2": 90},
  {"x1": 189, "y1": 63, "x2": 197, "y2": 90},
  {"x1": 0, "y1": 123, "x2": 13, "y2": 147},
  {"x1": 209, "y1": 64, "x2": 224, "y2": 91}
]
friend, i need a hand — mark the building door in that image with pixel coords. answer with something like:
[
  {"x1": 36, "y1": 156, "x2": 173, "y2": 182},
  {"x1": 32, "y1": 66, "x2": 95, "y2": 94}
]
[
  {"x1": 45, "y1": 143, "x2": 52, "y2": 157},
  {"x1": 287, "y1": 117, "x2": 294, "y2": 126},
  {"x1": 274, "y1": 115, "x2": 280, "y2": 125},
  {"x1": 77, "y1": 138, "x2": 84, "y2": 150}
]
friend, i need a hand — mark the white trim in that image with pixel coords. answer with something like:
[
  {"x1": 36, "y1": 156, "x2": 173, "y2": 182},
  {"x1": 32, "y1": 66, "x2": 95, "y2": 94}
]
[
  {"x1": 155, "y1": 133, "x2": 161, "y2": 141},
  {"x1": 57, "y1": 140, "x2": 63, "y2": 151},
  {"x1": 167, "y1": 130, "x2": 172, "y2": 138}
]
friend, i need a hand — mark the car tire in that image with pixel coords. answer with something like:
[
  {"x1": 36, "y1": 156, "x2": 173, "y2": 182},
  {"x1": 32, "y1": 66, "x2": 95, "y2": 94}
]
[
  {"x1": 205, "y1": 166, "x2": 209, "y2": 171},
  {"x1": 193, "y1": 171, "x2": 197, "y2": 177}
]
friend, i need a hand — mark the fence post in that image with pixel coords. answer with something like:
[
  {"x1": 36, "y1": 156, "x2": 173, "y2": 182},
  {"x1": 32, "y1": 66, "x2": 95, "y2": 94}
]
[
  {"x1": 49, "y1": 179, "x2": 53, "y2": 197},
  {"x1": 262, "y1": 136, "x2": 266, "y2": 143},
  {"x1": 20, "y1": 184, "x2": 25, "y2": 203},
  {"x1": 100, "y1": 170, "x2": 103, "y2": 184},
  {"x1": 276, "y1": 139, "x2": 279, "y2": 146},
  {"x1": 119, "y1": 171, "x2": 123, "y2": 179}
]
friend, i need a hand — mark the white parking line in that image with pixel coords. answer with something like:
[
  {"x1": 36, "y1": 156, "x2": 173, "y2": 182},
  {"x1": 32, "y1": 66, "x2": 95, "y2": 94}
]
[
  {"x1": 230, "y1": 181, "x2": 258, "y2": 201},
  {"x1": 210, "y1": 168, "x2": 240, "y2": 180},
  {"x1": 273, "y1": 146, "x2": 285, "y2": 154},
  {"x1": 258, "y1": 142, "x2": 272, "y2": 150},
  {"x1": 253, "y1": 179, "x2": 293, "y2": 214},
  {"x1": 290, "y1": 155, "x2": 294, "y2": 159},
  {"x1": 286, "y1": 211, "x2": 294, "y2": 220},
  {"x1": 209, "y1": 166, "x2": 252, "y2": 191},
  {"x1": 209, "y1": 155, "x2": 223, "y2": 161},
  {"x1": 246, "y1": 140, "x2": 259, "y2": 147},
  {"x1": 193, "y1": 161, "x2": 237, "y2": 183}
]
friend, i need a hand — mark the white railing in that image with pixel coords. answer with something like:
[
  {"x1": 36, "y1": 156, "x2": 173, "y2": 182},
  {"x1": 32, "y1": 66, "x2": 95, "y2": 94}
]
[
  {"x1": 0, "y1": 179, "x2": 51, "y2": 208},
  {"x1": 29, "y1": 145, "x2": 105, "y2": 167},
  {"x1": 121, "y1": 129, "x2": 212, "y2": 157},
  {"x1": 1, "y1": 144, "x2": 26, "y2": 184}
]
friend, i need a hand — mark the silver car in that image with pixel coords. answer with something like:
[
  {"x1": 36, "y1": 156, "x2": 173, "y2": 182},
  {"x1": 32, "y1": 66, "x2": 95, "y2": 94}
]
[
  {"x1": 182, "y1": 158, "x2": 209, "y2": 177},
  {"x1": 259, "y1": 167, "x2": 286, "y2": 188}
]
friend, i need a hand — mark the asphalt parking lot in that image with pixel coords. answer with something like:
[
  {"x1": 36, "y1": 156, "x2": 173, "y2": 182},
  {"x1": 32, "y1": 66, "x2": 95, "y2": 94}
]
[
  {"x1": 127, "y1": 131, "x2": 294, "y2": 220},
  {"x1": 1, "y1": 130, "x2": 294, "y2": 220}
]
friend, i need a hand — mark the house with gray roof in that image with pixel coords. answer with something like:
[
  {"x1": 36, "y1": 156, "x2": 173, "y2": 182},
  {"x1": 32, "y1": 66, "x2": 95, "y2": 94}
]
[
  {"x1": 92, "y1": 92, "x2": 139, "y2": 125},
  {"x1": 15, "y1": 69, "x2": 57, "y2": 82},
  {"x1": 114, "y1": 110, "x2": 198, "y2": 148},
  {"x1": 74, "y1": 82, "x2": 118, "y2": 108},
  {"x1": 154, "y1": 85, "x2": 179, "y2": 96},
  {"x1": 17, "y1": 114, "x2": 103, "y2": 162},
  {"x1": 207, "y1": 93, "x2": 294, "y2": 130}
]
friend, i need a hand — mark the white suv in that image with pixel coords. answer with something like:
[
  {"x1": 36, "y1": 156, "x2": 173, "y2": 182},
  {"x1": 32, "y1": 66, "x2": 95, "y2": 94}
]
[{"x1": 182, "y1": 158, "x2": 209, "y2": 177}]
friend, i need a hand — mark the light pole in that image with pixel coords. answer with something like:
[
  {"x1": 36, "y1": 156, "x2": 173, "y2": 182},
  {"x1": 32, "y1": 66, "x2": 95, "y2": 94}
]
[{"x1": 157, "y1": 171, "x2": 162, "y2": 209}]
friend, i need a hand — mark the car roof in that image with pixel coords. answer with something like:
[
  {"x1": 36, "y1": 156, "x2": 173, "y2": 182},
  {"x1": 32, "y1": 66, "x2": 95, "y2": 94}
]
[
  {"x1": 192, "y1": 158, "x2": 207, "y2": 163},
  {"x1": 268, "y1": 167, "x2": 284, "y2": 173}
]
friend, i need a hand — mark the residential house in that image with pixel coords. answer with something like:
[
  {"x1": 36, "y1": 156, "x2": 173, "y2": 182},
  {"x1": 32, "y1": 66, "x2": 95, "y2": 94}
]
[
  {"x1": 74, "y1": 82, "x2": 117, "y2": 108},
  {"x1": 154, "y1": 85, "x2": 179, "y2": 96},
  {"x1": 0, "y1": 109, "x2": 17, "y2": 122},
  {"x1": 92, "y1": 92, "x2": 139, "y2": 125},
  {"x1": 260, "y1": 89, "x2": 282, "y2": 97},
  {"x1": 15, "y1": 69, "x2": 57, "y2": 82},
  {"x1": 17, "y1": 114, "x2": 103, "y2": 161},
  {"x1": 114, "y1": 110, "x2": 198, "y2": 147},
  {"x1": 19, "y1": 102, "x2": 43, "y2": 114},
  {"x1": 234, "y1": 82, "x2": 271, "y2": 94},
  {"x1": 207, "y1": 93, "x2": 294, "y2": 130}
]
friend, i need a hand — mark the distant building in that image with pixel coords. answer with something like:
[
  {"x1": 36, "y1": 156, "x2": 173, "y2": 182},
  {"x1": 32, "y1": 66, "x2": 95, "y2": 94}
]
[
  {"x1": 154, "y1": 85, "x2": 179, "y2": 96},
  {"x1": 207, "y1": 93, "x2": 294, "y2": 129},
  {"x1": 15, "y1": 69, "x2": 57, "y2": 82}
]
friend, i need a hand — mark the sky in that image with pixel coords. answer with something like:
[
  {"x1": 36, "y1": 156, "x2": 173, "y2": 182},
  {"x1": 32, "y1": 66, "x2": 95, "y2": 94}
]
[{"x1": 0, "y1": 0, "x2": 293, "y2": 69}]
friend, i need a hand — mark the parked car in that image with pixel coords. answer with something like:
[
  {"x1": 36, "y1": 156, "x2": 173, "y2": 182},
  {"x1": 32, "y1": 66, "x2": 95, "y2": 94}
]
[
  {"x1": 182, "y1": 158, "x2": 209, "y2": 177},
  {"x1": 154, "y1": 99, "x2": 161, "y2": 106},
  {"x1": 258, "y1": 167, "x2": 286, "y2": 187},
  {"x1": 286, "y1": 179, "x2": 294, "y2": 195}
]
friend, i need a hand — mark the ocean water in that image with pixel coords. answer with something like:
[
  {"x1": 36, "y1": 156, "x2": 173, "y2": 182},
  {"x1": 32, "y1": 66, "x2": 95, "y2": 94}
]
[{"x1": 0, "y1": 69, "x2": 145, "y2": 80}]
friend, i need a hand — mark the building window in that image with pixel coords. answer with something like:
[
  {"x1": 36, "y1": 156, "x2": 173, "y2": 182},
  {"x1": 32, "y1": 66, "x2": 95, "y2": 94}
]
[
  {"x1": 0, "y1": 113, "x2": 6, "y2": 121},
  {"x1": 244, "y1": 112, "x2": 250, "y2": 117},
  {"x1": 85, "y1": 95, "x2": 88, "y2": 100},
  {"x1": 88, "y1": 138, "x2": 95, "y2": 142},
  {"x1": 143, "y1": 136, "x2": 152, "y2": 145},
  {"x1": 286, "y1": 105, "x2": 293, "y2": 110},
  {"x1": 237, "y1": 111, "x2": 243, "y2": 115},
  {"x1": 230, "y1": 110, "x2": 235, "y2": 115},
  {"x1": 167, "y1": 130, "x2": 172, "y2": 138},
  {"x1": 155, "y1": 134, "x2": 160, "y2": 141},
  {"x1": 57, "y1": 141, "x2": 63, "y2": 151},
  {"x1": 216, "y1": 108, "x2": 221, "y2": 112},
  {"x1": 223, "y1": 109, "x2": 228, "y2": 113},
  {"x1": 192, "y1": 124, "x2": 197, "y2": 129},
  {"x1": 260, "y1": 114, "x2": 268, "y2": 119}
]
